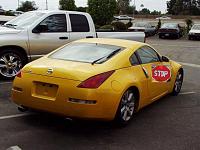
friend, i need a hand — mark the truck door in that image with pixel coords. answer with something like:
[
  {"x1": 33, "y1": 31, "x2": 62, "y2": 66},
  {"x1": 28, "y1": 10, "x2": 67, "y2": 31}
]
[
  {"x1": 28, "y1": 13, "x2": 70, "y2": 59},
  {"x1": 68, "y1": 13, "x2": 96, "y2": 41}
]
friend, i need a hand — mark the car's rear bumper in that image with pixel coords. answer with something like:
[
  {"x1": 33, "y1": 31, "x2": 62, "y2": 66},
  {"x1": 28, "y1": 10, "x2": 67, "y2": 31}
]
[
  {"x1": 189, "y1": 34, "x2": 200, "y2": 39},
  {"x1": 12, "y1": 73, "x2": 122, "y2": 121},
  {"x1": 159, "y1": 32, "x2": 179, "y2": 37}
]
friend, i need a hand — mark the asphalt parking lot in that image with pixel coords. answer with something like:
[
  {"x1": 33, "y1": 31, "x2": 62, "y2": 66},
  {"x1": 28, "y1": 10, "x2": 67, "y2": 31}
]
[{"x1": 0, "y1": 37, "x2": 200, "y2": 150}]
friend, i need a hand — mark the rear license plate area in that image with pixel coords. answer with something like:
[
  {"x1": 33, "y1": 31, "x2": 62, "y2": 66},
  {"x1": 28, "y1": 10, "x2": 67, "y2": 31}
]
[{"x1": 32, "y1": 82, "x2": 58, "y2": 100}]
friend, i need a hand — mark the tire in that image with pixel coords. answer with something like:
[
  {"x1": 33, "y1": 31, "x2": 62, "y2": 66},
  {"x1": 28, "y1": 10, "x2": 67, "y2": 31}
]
[
  {"x1": 176, "y1": 34, "x2": 180, "y2": 39},
  {"x1": 115, "y1": 89, "x2": 137, "y2": 125},
  {"x1": 0, "y1": 48, "x2": 27, "y2": 80},
  {"x1": 171, "y1": 69, "x2": 184, "y2": 96},
  {"x1": 159, "y1": 34, "x2": 163, "y2": 39},
  {"x1": 188, "y1": 36, "x2": 192, "y2": 40}
]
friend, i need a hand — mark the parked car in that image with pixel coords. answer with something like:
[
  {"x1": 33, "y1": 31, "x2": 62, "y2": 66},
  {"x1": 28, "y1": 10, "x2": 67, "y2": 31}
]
[
  {"x1": 188, "y1": 24, "x2": 200, "y2": 40},
  {"x1": 11, "y1": 11, "x2": 24, "y2": 16},
  {"x1": 12, "y1": 38, "x2": 184, "y2": 124},
  {"x1": 128, "y1": 22, "x2": 157, "y2": 37},
  {"x1": 156, "y1": 16, "x2": 171, "y2": 20},
  {"x1": 0, "y1": 10, "x2": 145, "y2": 79},
  {"x1": 114, "y1": 15, "x2": 134, "y2": 21},
  {"x1": 158, "y1": 23, "x2": 183, "y2": 39}
]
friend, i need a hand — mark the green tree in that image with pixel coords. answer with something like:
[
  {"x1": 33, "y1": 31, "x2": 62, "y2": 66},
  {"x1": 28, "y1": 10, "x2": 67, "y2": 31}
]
[
  {"x1": 59, "y1": 0, "x2": 76, "y2": 11},
  {"x1": 117, "y1": 0, "x2": 130, "y2": 14},
  {"x1": 88, "y1": 0, "x2": 117, "y2": 26},
  {"x1": 76, "y1": 7, "x2": 87, "y2": 12},
  {"x1": 151, "y1": 10, "x2": 161, "y2": 15},
  {"x1": 17, "y1": 1, "x2": 38, "y2": 12},
  {"x1": 139, "y1": 8, "x2": 151, "y2": 15},
  {"x1": 167, "y1": 0, "x2": 200, "y2": 15}
]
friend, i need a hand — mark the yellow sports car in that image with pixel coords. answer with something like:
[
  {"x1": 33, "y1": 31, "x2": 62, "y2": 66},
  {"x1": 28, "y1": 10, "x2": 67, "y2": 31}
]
[{"x1": 12, "y1": 38, "x2": 184, "y2": 124}]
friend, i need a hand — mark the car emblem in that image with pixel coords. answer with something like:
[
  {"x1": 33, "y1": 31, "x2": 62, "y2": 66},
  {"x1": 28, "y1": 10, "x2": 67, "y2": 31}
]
[{"x1": 47, "y1": 68, "x2": 54, "y2": 75}]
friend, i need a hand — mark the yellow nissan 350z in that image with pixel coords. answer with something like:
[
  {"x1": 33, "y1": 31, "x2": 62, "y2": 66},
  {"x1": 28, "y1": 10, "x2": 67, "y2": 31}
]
[{"x1": 12, "y1": 38, "x2": 184, "y2": 124}]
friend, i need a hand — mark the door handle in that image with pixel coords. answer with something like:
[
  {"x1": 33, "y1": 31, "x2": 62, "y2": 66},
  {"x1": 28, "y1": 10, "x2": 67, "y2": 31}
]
[
  {"x1": 86, "y1": 36, "x2": 94, "y2": 38},
  {"x1": 59, "y1": 37, "x2": 69, "y2": 40}
]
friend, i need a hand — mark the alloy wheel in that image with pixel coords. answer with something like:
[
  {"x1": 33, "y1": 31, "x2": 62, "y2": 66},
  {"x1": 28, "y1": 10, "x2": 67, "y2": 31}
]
[
  {"x1": 120, "y1": 90, "x2": 136, "y2": 122},
  {"x1": 0, "y1": 53, "x2": 22, "y2": 78}
]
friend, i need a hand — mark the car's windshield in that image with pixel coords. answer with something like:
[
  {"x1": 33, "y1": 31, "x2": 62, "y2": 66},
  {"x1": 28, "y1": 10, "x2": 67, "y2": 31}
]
[
  {"x1": 192, "y1": 25, "x2": 200, "y2": 30},
  {"x1": 49, "y1": 43, "x2": 124, "y2": 64},
  {"x1": 5, "y1": 11, "x2": 45, "y2": 29},
  {"x1": 162, "y1": 23, "x2": 177, "y2": 28}
]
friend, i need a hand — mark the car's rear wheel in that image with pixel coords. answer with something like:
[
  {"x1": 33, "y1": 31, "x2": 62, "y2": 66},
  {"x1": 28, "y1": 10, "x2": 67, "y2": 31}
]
[
  {"x1": 0, "y1": 48, "x2": 27, "y2": 79},
  {"x1": 115, "y1": 89, "x2": 137, "y2": 125},
  {"x1": 172, "y1": 69, "x2": 184, "y2": 96}
]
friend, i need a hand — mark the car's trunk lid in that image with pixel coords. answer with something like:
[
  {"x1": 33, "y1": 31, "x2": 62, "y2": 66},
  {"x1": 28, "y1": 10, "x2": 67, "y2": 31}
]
[{"x1": 23, "y1": 58, "x2": 117, "y2": 81}]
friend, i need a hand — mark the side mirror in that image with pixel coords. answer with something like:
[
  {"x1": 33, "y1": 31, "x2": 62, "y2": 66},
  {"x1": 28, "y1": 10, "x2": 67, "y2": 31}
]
[
  {"x1": 32, "y1": 24, "x2": 48, "y2": 33},
  {"x1": 162, "y1": 56, "x2": 169, "y2": 62}
]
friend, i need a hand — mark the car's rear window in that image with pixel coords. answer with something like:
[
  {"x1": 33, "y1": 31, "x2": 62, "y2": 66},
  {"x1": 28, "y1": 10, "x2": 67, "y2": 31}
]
[
  {"x1": 49, "y1": 43, "x2": 124, "y2": 63},
  {"x1": 162, "y1": 23, "x2": 177, "y2": 28}
]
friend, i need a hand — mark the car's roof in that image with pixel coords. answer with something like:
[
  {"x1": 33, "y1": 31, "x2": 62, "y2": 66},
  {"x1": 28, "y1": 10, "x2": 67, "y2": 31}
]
[{"x1": 73, "y1": 38, "x2": 146, "y2": 50}]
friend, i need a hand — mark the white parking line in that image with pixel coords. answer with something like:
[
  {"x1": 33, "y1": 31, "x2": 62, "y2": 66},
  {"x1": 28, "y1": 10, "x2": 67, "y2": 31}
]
[
  {"x1": 0, "y1": 81, "x2": 12, "y2": 85},
  {"x1": 179, "y1": 92, "x2": 196, "y2": 95},
  {"x1": 0, "y1": 113, "x2": 32, "y2": 120},
  {"x1": 178, "y1": 62, "x2": 200, "y2": 68}
]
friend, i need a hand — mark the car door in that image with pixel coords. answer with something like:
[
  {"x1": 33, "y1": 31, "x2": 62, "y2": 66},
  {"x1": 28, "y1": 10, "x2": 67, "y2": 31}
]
[
  {"x1": 136, "y1": 46, "x2": 171, "y2": 101},
  {"x1": 68, "y1": 13, "x2": 96, "y2": 41},
  {"x1": 29, "y1": 13, "x2": 70, "y2": 59},
  {"x1": 129, "y1": 52, "x2": 150, "y2": 107}
]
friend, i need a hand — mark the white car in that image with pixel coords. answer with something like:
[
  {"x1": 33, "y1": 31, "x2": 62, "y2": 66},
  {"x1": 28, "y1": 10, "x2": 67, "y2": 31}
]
[
  {"x1": 188, "y1": 24, "x2": 200, "y2": 40},
  {"x1": 156, "y1": 16, "x2": 171, "y2": 20},
  {"x1": 114, "y1": 15, "x2": 133, "y2": 20}
]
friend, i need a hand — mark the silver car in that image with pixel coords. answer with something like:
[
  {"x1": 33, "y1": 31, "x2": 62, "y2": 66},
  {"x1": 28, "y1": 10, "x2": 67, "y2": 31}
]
[{"x1": 128, "y1": 22, "x2": 157, "y2": 37}]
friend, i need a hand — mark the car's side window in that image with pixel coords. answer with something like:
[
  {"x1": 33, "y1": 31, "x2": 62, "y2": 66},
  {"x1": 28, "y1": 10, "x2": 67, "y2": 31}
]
[
  {"x1": 136, "y1": 46, "x2": 160, "y2": 64},
  {"x1": 39, "y1": 14, "x2": 67, "y2": 32},
  {"x1": 130, "y1": 53, "x2": 140, "y2": 66},
  {"x1": 69, "y1": 14, "x2": 90, "y2": 32}
]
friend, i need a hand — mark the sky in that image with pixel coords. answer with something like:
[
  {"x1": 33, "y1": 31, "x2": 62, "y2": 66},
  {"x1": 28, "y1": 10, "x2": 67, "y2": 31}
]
[{"x1": 0, "y1": 0, "x2": 168, "y2": 13}]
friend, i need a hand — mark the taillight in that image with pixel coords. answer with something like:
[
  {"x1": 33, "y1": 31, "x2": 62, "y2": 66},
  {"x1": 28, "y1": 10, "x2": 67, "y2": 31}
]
[
  {"x1": 77, "y1": 70, "x2": 115, "y2": 89},
  {"x1": 16, "y1": 71, "x2": 22, "y2": 78}
]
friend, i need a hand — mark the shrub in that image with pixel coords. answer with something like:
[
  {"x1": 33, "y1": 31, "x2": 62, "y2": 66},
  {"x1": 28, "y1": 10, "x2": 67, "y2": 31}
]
[
  {"x1": 157, "y1": 19, "x2": 161, "y2": 29},
  {"x1": 100, "y1": 25, "x2": 113, "y2": 30},
  {"x1": 126, "y1": 21, "x2": 133, "y2": 28},
  {"x1": 111, "y1": 21, "x2": 127, "y2": 31},
  {"x1": 185, "y1": 18, "x2": 193, "y2": 33},
  {"x1": 95, "y1": 24, "x2": 101, "y2": 29}
]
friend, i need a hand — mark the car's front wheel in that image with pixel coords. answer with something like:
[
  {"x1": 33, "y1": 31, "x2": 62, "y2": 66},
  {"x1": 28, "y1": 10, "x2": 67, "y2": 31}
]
[
  {"x1": 0, "y1": 48, "x2": 27, "y2": 79},
  {"x1": 115, "y1": 89, "x2": 137, "y2": 125},
  {"x1": 172, "y1": 69, "x2": 184, "y2": 96}
]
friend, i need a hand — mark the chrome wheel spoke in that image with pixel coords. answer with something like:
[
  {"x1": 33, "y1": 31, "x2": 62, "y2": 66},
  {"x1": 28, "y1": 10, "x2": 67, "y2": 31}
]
[
  {"x1": 128, "y1": 93, "x2": 133, "y2": 101},
  {"x1": 0, "y1": 64, "x2": 7, "y2": 68}
]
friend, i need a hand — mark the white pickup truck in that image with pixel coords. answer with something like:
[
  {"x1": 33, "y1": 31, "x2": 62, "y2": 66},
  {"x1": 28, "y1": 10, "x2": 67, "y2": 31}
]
[{"x1": 0, "y1": 10, "x2": 145, "y2": 79}]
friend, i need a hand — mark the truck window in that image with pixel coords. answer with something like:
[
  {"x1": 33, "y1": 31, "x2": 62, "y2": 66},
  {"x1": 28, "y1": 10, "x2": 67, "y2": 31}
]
[
  {"x1": 39, "y1": 14, "x2": 67, "y2": 32},
  {"x1": 69, "y1": 14, "x2": 90, "y2": 32}
]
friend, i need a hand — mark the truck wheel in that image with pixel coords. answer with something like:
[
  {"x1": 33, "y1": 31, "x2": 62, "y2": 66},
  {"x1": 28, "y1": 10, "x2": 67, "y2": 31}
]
[{"x1": 0, "y1": 48, "x2": 27, "y2": 79}]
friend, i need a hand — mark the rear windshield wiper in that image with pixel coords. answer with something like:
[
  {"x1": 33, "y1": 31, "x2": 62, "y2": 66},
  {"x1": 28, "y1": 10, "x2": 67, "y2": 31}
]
[{"x1": 91, "y1": 48, "x2": 122, "y2": 65}]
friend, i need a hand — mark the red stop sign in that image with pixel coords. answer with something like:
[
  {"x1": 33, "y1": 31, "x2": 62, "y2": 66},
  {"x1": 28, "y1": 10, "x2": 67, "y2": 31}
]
[{"x1": 152, "y1": 65, "x2": 171, "y2": 82}]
